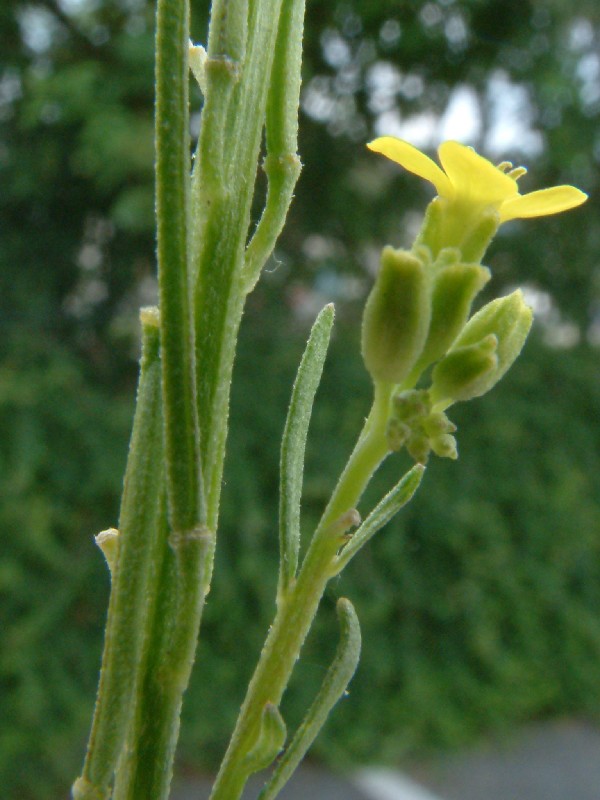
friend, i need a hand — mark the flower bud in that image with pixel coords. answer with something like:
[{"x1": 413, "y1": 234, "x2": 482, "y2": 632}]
[
  {"x1": 413, "y1": 261, "x2": 490, "y2": 373},
  {"x1": 387, "y1": 390, "x2": 458, "y2": 463},
  {"x1": 430, "y1": 334, "x2": 498, "y2": 403},
  {"x1": 393, "y1": 388, "x2": 430, "y2": 421},
  {"x1": 431, "y1": 290, "x2": 533, "y2": 404},
  {"x1": 430, "y1": 433, "x2": 458, "y2": 460},
  {"x1": 95, "y1": 528, "x2": 120, "y2": 577},
  {"x1": 406, "y1": 432, "x2": 431, "y2": 464},
  {"x1": 386, "y1": 418, "x2": 411, "y2": 451},
  {"x1": 361, "y1": 247, "x2": 430, "y2": 384}
]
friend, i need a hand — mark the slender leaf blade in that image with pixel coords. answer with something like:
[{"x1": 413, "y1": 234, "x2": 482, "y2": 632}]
[{"x1": 278, "y1": 304, "x2": 335, "y2": 600}]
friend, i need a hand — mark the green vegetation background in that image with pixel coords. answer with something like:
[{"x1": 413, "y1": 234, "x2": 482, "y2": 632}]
[{"x1": 1, "y1": 0, "x2": 600, "y2": 797}]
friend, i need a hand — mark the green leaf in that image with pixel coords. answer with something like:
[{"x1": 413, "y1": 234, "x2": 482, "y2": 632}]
[
  {"x1": 331, "y1": 464, "x2": 425, "y2": 574},
  {"x1": 258, "y1": 598, "x2": 361, "y2": 800},
  {"x1": 278, "y1": 304, "x2": 335, "y2": 602}
]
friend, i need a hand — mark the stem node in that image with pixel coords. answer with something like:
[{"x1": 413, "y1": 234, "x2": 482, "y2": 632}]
[{"x1": 168, "y1": 525, "x2": 214, "y2": 551}]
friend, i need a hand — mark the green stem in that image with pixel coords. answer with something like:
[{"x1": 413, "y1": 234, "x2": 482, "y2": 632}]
[
  {"x1": 112, "y1": 0, "x2": 307, "y2": 795},
  {"x1": 155, "y1": 0, "x2": 204, "y2": 534},
  {"x1": 112, "y1": 515, "x2": 211, "y2": 800},
  {"x1": 316, "y1": 382, "x2": 393, "y2": 533},
  {"x1": 191, "y1": 0, "x2": 291, "y2": 532},
  {"x1": 242, "y1": 0, "x2": 305, "y2": 292},
  {"x1": 72, "y1": 315, "x2": 165, "y2": 800},
  {"x1": 208, "y1": 383, "x2": 393, "y2": 800}
]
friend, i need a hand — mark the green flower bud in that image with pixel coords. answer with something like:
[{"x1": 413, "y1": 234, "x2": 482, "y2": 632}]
[
  {"x1": 406, "y1": 432, "x2": 431, "y2": 464},
  {"x1": 430, "y1": 433, "x2": 458, "y2": 460},
  {"x1": 422, "y1": 411, "x2": 457, "y2": 437},
  {"x1": 413, "y1": 261, "x2": 490, "y2": 373},
  {"x1": 393, "y1": 388, "x2": 430, "y2": 421},
  {"x1": 361, "y1": 247, "x2": 430, "y2": 384},
  {"x1": 388, "y1": 390, "x2": 459, "y2": 463},
  {"x1": 430, "y1": 334, "x2": 498, "y2": 403},
  {"x1": 386, "y1": 418, "x2": 411, "y2": 451},
  {"x1": 95, "y1": 528, "x2": 119, "y2": 577},
  {"x1": 431, "y1": 290, "x2": 533, "y2": 404}
]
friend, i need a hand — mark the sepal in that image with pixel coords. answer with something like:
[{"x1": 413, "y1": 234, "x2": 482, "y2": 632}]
[
  {"x1": 361, "y1": 247, "x2": 430, "y2": 384},
  {"x1": 413, "y1": 259, "x2": 490, "y2": 373},
  {"x1": 459, "y1": 207, "x2": 500, "y2": 262},
  {"x1": 430, "y1": 334, "x2": 498, "y2": 403},
  {"x1": 416, "y1": 198, "x2": 500, "y2": 262}
]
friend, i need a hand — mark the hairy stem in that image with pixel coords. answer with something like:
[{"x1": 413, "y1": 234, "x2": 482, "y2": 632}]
[{"x1": 72, "y1": 317, "x2": 165, "y2": 800}]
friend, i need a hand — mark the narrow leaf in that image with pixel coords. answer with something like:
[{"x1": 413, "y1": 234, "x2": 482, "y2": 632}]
[
  {"x1": 258, "y1": 598, "x2": 361, "y2": 800},
  {"x1": 332, "y1": 464, "x2": 425, "y2": 574},
  {"x1": 278, "y1": 304, "x2": 335, "y2": 601}
]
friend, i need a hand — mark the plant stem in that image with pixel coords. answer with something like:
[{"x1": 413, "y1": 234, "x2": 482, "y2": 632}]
[
  {"x1": 77, "y1": 0, "x2": 309, "y2": 794},
  {"x1": 111, "y1": 512, "x2": 211, "y2": 800},
  {"x1": 72, "y1": 316, "x2": 165, "y2": 800},
  {"x1": 155, "y1": 0, "x2": 203, "y2": 534},
  {"x1": 108, "y1": 0, "x2": 307, "y2": 796},
  {"x1": 208, "y1": 384, "x2": 393, "y2": 800},
  {"x1": 243, "y1": 0, "x2": 305, "y2": 291},
  {"x1": 191, "y1": 0, "x2": 287, "y2": 527}
]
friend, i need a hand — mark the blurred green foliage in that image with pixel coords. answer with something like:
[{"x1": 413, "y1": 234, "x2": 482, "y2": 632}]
[{"x1": 1, "y1": 0, "x2": 600, "y2": 797}]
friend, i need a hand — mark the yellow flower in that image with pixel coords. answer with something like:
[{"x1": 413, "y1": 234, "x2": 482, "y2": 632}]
[{"x1": 367, "y1": 137, "x2": 587, "y2": 223}]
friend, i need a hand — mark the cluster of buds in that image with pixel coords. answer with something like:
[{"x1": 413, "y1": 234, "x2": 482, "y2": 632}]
[
  {"x1": 387, "y1": 390, "x2": 457, "y2": 464},
  {"x1": 358, "y1": 136, "x2": 589, "y2": 463}
]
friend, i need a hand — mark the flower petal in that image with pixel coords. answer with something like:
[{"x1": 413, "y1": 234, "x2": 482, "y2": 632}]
[
  {"x1": 500, "y1": 185, "x2": 588, "y2": 221},
  {"x1": 438, "y1": 141, "x2": 518, "y2": 207},
  {"x1": 367, "y1": 137, "x2": 452, "y2": 197}
]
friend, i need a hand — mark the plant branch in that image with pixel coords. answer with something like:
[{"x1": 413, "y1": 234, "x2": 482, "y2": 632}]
[{"x1": 243, "y1": 0, "x2": 305, "y2": 292}]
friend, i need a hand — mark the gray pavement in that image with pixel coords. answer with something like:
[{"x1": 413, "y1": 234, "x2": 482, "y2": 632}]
[
  {"x1": 173, "y1": 719, "x2": 600, "y2": 800},
  {"x1": 407, "y1": 719, "x2": 600, "y2": 800},
  {"x1": 173, "y1": 764, "x2": 367, "y2": 799}
]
